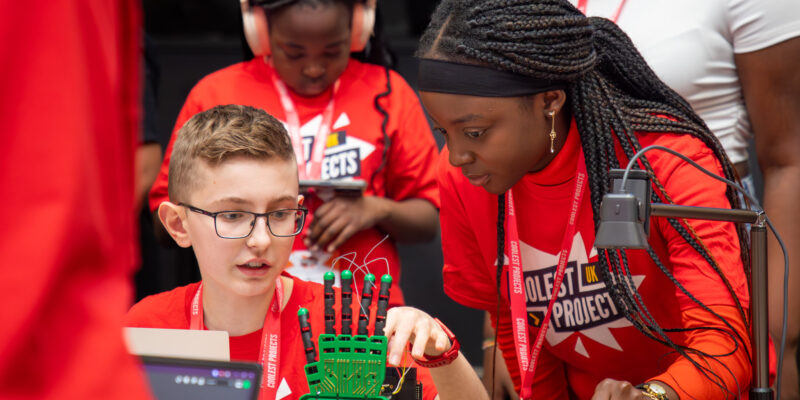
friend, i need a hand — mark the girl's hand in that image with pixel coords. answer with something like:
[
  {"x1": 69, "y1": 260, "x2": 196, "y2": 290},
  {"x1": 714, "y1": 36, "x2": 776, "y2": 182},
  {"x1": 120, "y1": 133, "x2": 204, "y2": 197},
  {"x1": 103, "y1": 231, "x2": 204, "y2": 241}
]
[
  {"x1": 304, "y1": 195, "x2": 387, "y2": 252},
  {"x1": 591, "y1": 379, "x2": 646, "y2": 400}
]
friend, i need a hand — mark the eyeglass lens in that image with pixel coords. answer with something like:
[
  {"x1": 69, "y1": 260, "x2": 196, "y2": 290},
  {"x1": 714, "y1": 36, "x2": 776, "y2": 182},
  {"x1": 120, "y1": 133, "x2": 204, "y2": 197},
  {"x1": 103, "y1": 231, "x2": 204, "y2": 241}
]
[{"x1": 215, "y1": 209, "x2": 303, "y2": 238}]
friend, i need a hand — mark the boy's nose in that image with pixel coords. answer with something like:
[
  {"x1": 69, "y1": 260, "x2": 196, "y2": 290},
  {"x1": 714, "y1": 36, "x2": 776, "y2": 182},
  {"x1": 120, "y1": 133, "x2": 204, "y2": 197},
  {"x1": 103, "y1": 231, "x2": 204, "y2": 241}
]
[
  {"x1": 246, "y1": 216, "x2": 273, "y2": 249},
  {"x1": 302, "y1": 64, "x2": 325, "y2": 80}
]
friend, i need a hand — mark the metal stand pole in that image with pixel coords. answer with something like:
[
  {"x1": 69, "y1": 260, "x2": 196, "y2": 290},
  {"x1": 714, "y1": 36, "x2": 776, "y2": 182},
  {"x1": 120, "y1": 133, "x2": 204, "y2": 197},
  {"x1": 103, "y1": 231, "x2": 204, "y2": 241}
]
[
  {"x1": 750, "y1": 218, "x2": 773, "y2": 399},
  {"x1": 648, "y1": 205, "x2": 773, "y2": 397}
]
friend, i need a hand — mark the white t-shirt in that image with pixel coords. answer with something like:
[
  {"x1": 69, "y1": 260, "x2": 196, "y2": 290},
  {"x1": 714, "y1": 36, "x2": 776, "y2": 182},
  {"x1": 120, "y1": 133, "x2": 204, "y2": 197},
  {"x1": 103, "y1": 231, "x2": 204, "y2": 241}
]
[{"x1": 572, "y1": 0, "x2": 800, "y2": 163}]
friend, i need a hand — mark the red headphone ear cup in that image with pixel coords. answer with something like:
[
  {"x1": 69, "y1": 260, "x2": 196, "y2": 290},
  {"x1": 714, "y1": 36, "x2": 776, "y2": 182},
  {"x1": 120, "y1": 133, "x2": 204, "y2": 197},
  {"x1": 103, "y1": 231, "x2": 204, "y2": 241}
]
[
  {"x1": 350, "y1": 0, "x2": 376, "y2": 53},
  {"x1": 241, "y1": 0, "x2": 271, "y2": 56}
]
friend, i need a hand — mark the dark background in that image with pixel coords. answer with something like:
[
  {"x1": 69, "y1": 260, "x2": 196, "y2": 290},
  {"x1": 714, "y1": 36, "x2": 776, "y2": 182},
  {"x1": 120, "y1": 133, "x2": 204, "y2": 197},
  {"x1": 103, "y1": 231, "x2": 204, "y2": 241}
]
[{"x1": 135, "y1": 0, "x2": 487, "y2": 366}]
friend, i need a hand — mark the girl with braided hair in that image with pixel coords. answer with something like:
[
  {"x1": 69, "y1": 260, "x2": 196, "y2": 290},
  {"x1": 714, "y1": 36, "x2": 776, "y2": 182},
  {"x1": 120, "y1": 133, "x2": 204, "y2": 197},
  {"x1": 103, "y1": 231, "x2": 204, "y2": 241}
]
[{"x1": 416, "y1": 0, "x2": 764, "y2": 398}]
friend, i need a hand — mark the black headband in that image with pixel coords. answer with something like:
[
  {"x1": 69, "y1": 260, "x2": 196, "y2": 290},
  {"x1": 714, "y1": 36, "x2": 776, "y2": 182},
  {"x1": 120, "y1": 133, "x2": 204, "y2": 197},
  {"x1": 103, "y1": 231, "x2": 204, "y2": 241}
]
[{"x1": 417, "y1": 59, "x2": 566, "y2": 97}]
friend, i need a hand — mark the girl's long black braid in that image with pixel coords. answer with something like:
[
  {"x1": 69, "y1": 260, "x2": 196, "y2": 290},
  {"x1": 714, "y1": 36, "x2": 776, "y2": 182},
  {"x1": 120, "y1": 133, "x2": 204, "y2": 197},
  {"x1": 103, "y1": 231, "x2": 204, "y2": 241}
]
[
  {"x1": 418, "y1": 0, "x2": 751, "y2": 395},
  {"x1": 494, "y1": 194, "x2": 506, "y2": 400},
  {"x1": 369, "y1": 67, "x2": 392, "y2": 188}
]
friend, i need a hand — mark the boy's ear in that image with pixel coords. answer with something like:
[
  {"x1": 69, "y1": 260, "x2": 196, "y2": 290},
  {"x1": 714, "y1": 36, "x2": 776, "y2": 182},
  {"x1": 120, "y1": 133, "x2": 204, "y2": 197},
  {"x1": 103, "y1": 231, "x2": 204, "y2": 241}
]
[{"x1": 157, "y1": 202, "x2": 192, "y2": 248}]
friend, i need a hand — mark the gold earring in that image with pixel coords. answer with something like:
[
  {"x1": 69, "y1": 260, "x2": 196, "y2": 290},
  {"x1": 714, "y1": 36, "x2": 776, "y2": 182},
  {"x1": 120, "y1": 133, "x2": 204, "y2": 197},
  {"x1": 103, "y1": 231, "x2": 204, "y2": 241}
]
[{"x1": 548, "y1": 110, "x2": 557, "y2": 153}]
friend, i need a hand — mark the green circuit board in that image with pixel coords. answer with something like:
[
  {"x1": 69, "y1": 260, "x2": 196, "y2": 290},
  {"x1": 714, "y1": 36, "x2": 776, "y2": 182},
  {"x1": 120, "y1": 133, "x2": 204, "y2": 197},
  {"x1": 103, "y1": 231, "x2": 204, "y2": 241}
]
[{"x1": 300, "y1": 334, "x2": 389, "y2": 400}]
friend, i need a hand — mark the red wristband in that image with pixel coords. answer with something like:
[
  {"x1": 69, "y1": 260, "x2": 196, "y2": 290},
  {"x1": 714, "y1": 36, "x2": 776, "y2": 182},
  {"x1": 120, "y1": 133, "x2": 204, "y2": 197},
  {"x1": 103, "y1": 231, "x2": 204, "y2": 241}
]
[{"x1": 411, "y1": 318, "x2": 460, "y2": 368}]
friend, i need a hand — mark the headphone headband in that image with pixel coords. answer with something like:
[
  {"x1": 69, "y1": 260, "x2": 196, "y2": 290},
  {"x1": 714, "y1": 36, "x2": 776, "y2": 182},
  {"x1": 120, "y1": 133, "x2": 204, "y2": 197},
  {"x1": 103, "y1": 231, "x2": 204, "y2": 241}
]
[{"x1": 241, "y1": 0, "x2": 376, "y2": 56}]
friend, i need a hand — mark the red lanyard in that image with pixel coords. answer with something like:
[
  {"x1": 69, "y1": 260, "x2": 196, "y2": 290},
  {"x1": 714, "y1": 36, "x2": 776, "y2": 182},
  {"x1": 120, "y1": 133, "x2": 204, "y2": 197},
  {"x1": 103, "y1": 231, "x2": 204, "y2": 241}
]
[
  {"x1": 189, "y1": 278, "x2": 284, "y2": 400},
  {"x1": 576, "y1": 0, "x2": 628, "y2": 22},
  {"x1": 506, "y1": 151, "x2": 588, "y2": 400},
  {"x1": 272, "y1": 73, "x2": 339, "y2": 181}
]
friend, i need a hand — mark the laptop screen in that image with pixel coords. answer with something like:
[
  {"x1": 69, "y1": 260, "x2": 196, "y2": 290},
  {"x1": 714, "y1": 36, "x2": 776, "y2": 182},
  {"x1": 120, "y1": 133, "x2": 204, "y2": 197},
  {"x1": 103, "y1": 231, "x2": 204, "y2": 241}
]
[{"x1": 140, "y1": 356, "x2": 262, "y2": 400}]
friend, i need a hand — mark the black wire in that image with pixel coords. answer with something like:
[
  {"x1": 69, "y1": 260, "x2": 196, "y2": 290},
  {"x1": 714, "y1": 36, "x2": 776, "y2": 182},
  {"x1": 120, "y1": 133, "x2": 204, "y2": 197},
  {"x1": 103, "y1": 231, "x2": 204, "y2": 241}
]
[
  {"x1": 621, "y1": 145, "x2": 751, "y2": 204},
  {"x1": 768, "y1": 216, "x2": 790, "y2": 398}
]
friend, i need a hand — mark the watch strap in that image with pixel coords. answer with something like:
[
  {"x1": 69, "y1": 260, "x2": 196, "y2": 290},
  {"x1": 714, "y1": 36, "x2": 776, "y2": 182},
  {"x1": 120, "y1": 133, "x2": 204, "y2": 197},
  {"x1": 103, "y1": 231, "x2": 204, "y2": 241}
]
[{"x1": 410, "y1": 318, "x2": 460, "y2": 368}]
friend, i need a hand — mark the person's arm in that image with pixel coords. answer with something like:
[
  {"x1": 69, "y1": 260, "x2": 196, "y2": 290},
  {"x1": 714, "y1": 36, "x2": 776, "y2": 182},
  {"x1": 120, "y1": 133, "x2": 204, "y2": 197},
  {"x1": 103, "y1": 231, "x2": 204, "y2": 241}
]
[
  {"x1": 735, "y1": 36, "x2": 800, "y2": 398},
  {"x1": 591, "y1": 305, "x2": 750, "y2": 399},
  {"x1": 135, "y1": 142, "x2": 162, "y2": 212},
  {"x1": 304, "y1": 196, "x2": 438, "y2": 252},
  {"x1": 427, "y1": 353, "x2": 487, "y2": 400},
  {"x1": 646, "y1": 305, "x2": 750, "y2": 399},
  {"x1": 383, "y1": 306, "x2": 487, "y2": 400}
]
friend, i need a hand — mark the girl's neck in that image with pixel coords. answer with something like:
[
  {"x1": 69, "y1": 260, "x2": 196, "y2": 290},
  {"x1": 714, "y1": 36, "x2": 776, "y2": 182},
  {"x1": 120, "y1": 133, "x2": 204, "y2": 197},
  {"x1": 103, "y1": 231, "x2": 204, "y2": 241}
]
[{"x1": 201, "y1": 276, "x2": 293, "y2": 337}]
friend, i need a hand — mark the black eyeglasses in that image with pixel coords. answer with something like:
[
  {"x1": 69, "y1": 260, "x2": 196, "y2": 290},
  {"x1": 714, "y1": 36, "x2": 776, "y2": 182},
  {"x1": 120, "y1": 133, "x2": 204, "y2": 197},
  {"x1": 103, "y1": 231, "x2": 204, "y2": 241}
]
[{"x1": 180, "y1": 203, "x2": 308, "y2": 239}]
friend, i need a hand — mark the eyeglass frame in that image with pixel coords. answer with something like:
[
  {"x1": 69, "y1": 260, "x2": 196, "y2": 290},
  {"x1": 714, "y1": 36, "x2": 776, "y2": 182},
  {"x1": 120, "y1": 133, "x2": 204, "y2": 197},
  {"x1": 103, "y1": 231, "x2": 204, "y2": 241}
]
[{"x1": 179, "y1": 203, "x2": 308, "y2": 239}]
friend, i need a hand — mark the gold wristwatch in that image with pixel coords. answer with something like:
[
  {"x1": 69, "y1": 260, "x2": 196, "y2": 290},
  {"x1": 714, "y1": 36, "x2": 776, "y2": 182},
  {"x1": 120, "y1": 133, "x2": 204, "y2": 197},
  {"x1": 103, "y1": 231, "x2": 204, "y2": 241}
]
[{"x1": 639, "y1": 382, "x2": 669, "y2": 400}]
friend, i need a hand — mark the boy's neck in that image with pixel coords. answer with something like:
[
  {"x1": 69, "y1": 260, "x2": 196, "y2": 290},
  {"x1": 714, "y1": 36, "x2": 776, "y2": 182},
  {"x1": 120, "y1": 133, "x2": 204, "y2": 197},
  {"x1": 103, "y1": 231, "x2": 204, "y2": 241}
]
[{"x1": 201, "y1": 275, "x2": 294, "y2": 337}]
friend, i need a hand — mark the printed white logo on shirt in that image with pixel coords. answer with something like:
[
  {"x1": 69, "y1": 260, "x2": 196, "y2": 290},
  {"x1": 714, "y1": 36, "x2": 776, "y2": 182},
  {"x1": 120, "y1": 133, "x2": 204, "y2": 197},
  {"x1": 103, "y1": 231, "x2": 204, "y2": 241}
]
[
  {"x1": 276, "y1": 377, "x2": 291, "y2": 399},
  {"x1": 519, "y1": 232, "x2": 644, "y2": 358},
  {"x1": 284, "y1": 112, "x2": 376, "y2": 180}
]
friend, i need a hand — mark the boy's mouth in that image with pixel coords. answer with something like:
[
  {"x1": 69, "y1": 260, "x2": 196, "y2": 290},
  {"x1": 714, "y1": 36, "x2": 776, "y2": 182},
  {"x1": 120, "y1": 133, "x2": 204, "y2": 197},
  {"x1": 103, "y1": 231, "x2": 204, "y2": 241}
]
[
  {"x1": 236, "y1": 261, "x2": 271, "y2": 276},
  {"x1": 241, "y1": 261, "x2": 267, "y2": 269}
]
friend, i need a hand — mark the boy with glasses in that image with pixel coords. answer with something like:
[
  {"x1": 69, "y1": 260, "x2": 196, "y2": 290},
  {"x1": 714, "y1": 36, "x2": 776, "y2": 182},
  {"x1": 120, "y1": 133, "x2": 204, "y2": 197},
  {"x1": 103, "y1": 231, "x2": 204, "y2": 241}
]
[{"x1": 125, "y1": 105, "x2": 485, "y2": 400}]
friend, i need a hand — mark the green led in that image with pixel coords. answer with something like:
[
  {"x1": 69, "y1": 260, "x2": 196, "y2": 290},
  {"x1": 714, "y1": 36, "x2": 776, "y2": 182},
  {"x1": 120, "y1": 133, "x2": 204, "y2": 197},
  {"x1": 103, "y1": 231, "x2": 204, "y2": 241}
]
[
  {"x1": 341, "y1": 270, "x2": 353, "y2": 279},
  {"x1": 298, "y1": 307, "x2": 309, "y2": 317},
  {"x1": 365, "y1": 273, "x2": 376, "y2": 282},
  {"x1": 380, "y1": 274, "x2": 392, "y2": 284},
  {"x1": 243, "y1": 380, "x2": 251, "y2": 390},
  {"x1": 324, "y1": 271, "x2": 335, "y2": 281}
]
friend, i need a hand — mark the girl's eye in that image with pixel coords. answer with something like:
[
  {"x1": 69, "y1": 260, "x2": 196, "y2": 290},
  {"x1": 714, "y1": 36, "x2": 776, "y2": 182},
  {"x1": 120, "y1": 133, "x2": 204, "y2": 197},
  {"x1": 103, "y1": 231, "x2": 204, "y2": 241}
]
[
  {"x1": 285, "y1": 53, "x2": 304, "y2": 60},
  {"x1": 465, "y1": 130, "x2": 485, "y2": 139}
]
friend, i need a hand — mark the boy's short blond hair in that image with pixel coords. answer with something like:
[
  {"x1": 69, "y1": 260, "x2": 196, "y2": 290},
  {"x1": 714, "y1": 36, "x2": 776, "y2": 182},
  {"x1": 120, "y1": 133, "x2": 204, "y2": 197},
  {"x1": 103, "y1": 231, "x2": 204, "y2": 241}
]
[{"x1": 168, "y1": 104, "x2": 295, "y2": 203}]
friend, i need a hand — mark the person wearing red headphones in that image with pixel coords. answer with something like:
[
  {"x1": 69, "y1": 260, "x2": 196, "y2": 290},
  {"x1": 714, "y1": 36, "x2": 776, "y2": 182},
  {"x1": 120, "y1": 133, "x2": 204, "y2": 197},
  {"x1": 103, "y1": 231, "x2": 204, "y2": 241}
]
[{"x1": 148, "y1": 0, "x2": 440, "y2": 308}]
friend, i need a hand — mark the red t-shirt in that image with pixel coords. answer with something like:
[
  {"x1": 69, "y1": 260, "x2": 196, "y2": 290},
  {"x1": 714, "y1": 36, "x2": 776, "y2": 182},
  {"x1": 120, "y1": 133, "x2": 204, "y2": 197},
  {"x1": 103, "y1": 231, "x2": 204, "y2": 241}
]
[
  {"x1": 439, "y1": 120, "x2": 752, "y2": 398},
  {"x1": 0, "y1": 1, "x2": 151, "y2": 399},
  {"x1": 125, "y1": 275, "x2": 438, "y2": 400},
  {"x1": 148, "y1": 58, "x2": 439, "y2": 306}
]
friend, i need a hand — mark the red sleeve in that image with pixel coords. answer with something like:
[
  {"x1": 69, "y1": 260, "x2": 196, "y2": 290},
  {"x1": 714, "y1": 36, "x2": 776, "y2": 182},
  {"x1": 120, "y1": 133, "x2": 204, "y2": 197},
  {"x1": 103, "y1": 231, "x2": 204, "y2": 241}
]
[
  {"x1": 382, "y1": 72, "x2": 440, "y2": 208},
  {"x1": 0, "y1": 1, "x2": 150, "y2": 398},
  {"x1": 651, "y1": 306, "x2": 753, "y2": 398},
  {"x1": 646, "y1": 135, "x2": 749, "y2": 309},
  {"x1": 491, "y1": 305, "x2": 569, "y2": 399},
  {"x1": 148, "y1": 88, "x2": 206, "y2": 212},
  {"x1": 439, "y1": 148, "x2": 498, "y2": 311}
]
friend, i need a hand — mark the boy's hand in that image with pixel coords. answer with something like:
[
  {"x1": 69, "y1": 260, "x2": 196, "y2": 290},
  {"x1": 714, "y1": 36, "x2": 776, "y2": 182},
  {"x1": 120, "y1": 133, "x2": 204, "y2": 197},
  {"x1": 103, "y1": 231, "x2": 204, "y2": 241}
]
[
  {"x1": 304, "y1": 195, "x2": 388, "y2": 252},
  {"x1": 383, "y1": 307, "x2": 452, "y2": 367}
]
